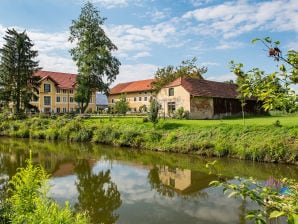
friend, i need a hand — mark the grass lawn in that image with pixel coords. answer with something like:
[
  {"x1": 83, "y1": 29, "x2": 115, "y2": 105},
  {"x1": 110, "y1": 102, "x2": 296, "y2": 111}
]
[{"x1": 85, "y1": 114, "x2": 298, "y2": 128}]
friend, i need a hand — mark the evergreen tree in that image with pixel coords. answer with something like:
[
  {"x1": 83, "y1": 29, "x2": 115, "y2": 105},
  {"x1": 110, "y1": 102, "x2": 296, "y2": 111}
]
[
  {"x1": 69, "y1": 2, "x2": 121, "y2": 113},
  {"x1": 0, "y1": 28, "x2": 40, "y2": 114}
]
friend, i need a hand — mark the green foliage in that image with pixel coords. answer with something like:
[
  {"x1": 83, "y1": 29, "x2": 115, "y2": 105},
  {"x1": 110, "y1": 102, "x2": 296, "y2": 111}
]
[
  {"x1": 147, "y1": 99, "x2": 159, "y2": 126},
  {"x1": 0, "y1": 115, "x2": 297, "y2": 163},
  {"x1": 231, "y1": 37, "x2": 298, "y2": 113},
  {"x1": 69, "y1": 1, "x2": 120, "y2": 113},
  {"x1": 0, "y1": 28, "x2": 40, "y2": 115},
  {"x1": 5, "y1": 155, "x2": 89, "y2": 223},
  {"x1": 151, "y1": 57, "x2": 207, "y2": 93},
  {"x1": 173, "y1": 107, "x2": 189, "y2": 119},
  {"x1": 210, "y1": 176, "x2": 298, "y2": 224},
  {"x1": 114, "y1": 94, "x2": 130, "y2": 115}
]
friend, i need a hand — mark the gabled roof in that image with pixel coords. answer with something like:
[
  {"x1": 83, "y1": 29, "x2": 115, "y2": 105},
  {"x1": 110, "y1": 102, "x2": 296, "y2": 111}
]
[
  {"x1": 165, "y1": 77, "x2": 239, "y2": 99},
  {"x1": 35, "y1": 70, "x2": 77, "y2": 89},
  {"x1": 109, "y1": 78, "x2": 155, "y2": 95}
]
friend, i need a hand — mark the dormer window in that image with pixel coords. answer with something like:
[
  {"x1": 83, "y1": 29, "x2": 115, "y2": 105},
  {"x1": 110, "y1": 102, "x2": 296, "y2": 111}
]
[{"x1": 169, "y1": 88, "x2": 174, "y2": 96}]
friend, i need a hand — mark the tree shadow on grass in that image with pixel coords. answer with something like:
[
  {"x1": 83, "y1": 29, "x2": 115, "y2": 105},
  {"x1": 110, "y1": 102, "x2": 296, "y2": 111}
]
[{"x1": 157, "y1": 122, "x2": 185, "y2": 130}]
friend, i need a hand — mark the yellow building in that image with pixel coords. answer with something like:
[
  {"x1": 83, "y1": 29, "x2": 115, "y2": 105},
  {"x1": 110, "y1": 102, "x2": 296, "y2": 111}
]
[
  {"x1": 30, "y1": 71, "x2": 96, "y2": 113},
  {"x1": 108, "y1": 79, "x2": 155, "y2": 112}
]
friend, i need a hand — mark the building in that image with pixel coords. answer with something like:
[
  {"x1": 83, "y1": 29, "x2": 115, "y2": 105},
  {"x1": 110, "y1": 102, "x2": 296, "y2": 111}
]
[
  {"x1": 96, "y1": 93, "x2": 108, "y2": 111},
  {"x1": 30, "y1": 71, "x2": 96, "y2": 113},
  {"x1": 108, "y1": 79, "x2": 155, "y2": 112},
  {"x1": 157, "y1": 77, "x2": 264, "y2": 119}
]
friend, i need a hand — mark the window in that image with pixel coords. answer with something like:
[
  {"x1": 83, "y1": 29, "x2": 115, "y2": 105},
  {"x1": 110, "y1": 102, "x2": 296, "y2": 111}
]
[
  {"x1": 63, "y1": 89, "x2": 67, "y2": 94},
  {"x1": 111, "y1": 99, "x2": 114, "y2": 103},
  {"x1": 69, "y1": 89, "x2": 73, "y2": 94},
  {"x1": 63, "y1": 97, "x2": 67, "y2": 102},
  {"x1": 169, "y1": 88, "x2": 174, "y2": 96},
  {"x1": 32, "y1": 95, "x2": 38, "y2": 102},
  {"x1": 62, "y1": 108, "x2": 67, "y2": 113},
  {"x1": 70, "y1": 97, "x2": 74, "y2": 102},
  {"x1": 134, "y1": 97, "x2": 137, "y2": 101},
  {"x1": 56, "y1": 108, "x2": 60, "y2": 113},
  {"x1": 70, "y1": 108, "x2": 74, "y2": 112},
  {"x1": 139, "y1": 92, "x2": 142, "y2": 94},
  {"x1": 144, "y1": 91, "x2": 147, "y2": 94},
  {"x1": 150, "y1": 96, "x2": 153, "y2": 101},
  {"x1": 44, "y1": 84, "x2": 51, "y2": 93},
  {"x1": 44, "y1": 96, "x2": 51, "y2": 106},
  {"x1": 56, "y1": 88, "x2": 60, "y2": 93},
  {"x1": 89, "y1": 97, "x2": 92, "y2": 103},
  {"x1": 56, "y1": 96, "x2": 60, "y2": 102},
  {"x1": 139, "y1": 97, "x2": 142, "y2": 101},
  {"x1": 144, "y1": 96, "x2": 147, "y2": 101},
  {"x1": 168, "y1": 102, "x2": 176, "y2": 112}
]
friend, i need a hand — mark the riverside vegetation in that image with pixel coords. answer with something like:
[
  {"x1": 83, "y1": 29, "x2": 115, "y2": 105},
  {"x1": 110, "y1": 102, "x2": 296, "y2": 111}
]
[{"x1": 0, "y1": 113, "x2": 297, "y2": 164}]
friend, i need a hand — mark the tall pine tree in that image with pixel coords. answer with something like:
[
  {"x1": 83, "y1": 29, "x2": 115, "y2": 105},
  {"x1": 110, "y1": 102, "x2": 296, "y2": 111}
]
[
  {"x1": 0, "y1": 28, "x2": 40, "y2": 114},
  {"x1": 69, "y1": 2, "x2": 121, "y2": 113}
]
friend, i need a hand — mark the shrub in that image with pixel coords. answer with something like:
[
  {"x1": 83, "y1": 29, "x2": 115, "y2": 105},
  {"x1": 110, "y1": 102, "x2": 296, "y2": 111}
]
[{"x1": 5, "y1": 155, "x2": 89, "y2": 223}]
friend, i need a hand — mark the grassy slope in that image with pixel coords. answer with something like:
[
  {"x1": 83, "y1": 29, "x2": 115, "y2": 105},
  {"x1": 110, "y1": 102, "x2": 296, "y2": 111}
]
[{"x1": 0, "y1": 114, "x2": 297, "y2": 164}]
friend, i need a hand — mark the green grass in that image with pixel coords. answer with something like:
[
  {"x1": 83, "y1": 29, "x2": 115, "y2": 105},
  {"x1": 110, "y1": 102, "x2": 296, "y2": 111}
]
[{"x1": 1, "y1": 114, "x2": 297, "y2": 164}]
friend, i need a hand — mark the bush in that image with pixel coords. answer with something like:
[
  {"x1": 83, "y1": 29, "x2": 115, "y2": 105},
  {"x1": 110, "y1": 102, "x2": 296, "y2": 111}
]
[
  {"x1": 5, "y1": 155, "x2": 89, "y2": 223},
  {"x1": 173, "y1": 107, "x2": 189, "y2": 119}
]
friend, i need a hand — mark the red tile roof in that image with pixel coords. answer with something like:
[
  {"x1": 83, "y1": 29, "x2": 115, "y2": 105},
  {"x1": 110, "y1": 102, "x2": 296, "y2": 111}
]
[
  {"x1": 35, "y1": 70, "x2": 77, "y2": 89},
  {"x1": 109, "y1": 78, "x2": 155, "y2": 94},
  {"x1": 165, "y1": 77, "x2": 239, "y2": 99}
]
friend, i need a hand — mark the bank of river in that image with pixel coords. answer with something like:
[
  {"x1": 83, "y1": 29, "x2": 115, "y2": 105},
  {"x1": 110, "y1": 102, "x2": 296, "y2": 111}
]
[
  {"x1": 0, "y1": 137, "x2": 297, "y2": 224},
  {"x1": 0, "y1": 116, "x2": 297, "y2": 164}
]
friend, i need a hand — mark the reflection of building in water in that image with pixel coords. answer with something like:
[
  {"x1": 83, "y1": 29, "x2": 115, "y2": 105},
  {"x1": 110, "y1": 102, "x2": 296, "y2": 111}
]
[
  {"x1": 158, "y1": 166, "x2": 217, "y2": 195},
  {"x1": 159, "y1": 166, "x2": 191, "y2": 191}
]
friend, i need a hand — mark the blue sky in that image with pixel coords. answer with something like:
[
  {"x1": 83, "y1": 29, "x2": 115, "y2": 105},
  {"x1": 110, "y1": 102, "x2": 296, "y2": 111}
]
[{"x1": 0, "y1": 0, "x2": 297, "y2": 89}]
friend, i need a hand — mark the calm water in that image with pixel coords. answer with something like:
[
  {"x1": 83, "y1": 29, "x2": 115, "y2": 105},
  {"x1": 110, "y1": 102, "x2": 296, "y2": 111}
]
[{"x1": 0, "y1": 137, "x2": 297, "y2": 224}]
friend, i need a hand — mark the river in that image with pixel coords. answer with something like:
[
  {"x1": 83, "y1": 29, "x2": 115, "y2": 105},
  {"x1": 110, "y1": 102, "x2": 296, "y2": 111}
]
[{"x1": 0, "y1": 137, "x2": 297, "y2": 224}]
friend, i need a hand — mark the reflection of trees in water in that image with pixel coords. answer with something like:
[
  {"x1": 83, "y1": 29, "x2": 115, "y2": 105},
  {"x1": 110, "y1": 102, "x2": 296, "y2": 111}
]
[
  {"x1": 148, "y1": 166, "x2": 175, "y2": 198},
  {"x1": 74, "y1": 159, "x2": 122, "y2": 224}
]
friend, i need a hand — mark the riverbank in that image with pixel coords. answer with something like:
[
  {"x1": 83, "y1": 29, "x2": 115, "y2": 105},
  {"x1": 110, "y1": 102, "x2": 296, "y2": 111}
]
[{"x1": 0, "y1": 115, "x2": 297, "y2": 164}]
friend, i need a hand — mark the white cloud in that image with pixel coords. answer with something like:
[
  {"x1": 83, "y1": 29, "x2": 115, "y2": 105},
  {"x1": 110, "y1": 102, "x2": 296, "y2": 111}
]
[
  {"x1": 38, "y1": 54, "x2": 77, "y2": 74},
  {"x1": 182, "y1": 0, "x2": 298, "y2": 39},
  {"x1": 207, "y1": 72, "x2": 236, "y2": 82},
  {"x1": 215, "y1": 41, "x2": 244, "y2": 50},
  {"x1": 90, "y1": 0, "x2": 143, "y2": 9},
  {"x1": 115, "y1": 63, "x2": 158, "y2": 84}
]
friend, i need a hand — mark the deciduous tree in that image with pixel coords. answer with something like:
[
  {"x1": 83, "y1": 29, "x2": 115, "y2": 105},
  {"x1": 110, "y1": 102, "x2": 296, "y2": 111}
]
[
  {"x1": 69, "y1": 2, "x2": 121, "y2": 113},
  {"x1": 230, "y1": 37, "x2": 297, "y2": 112},
  {"x1": 151, "y1": 57, "x2": 207, "y2": 93}
]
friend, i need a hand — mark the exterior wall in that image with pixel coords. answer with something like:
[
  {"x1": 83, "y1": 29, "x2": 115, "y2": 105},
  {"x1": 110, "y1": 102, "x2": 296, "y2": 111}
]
[
  {"x1": 157, "y1": 86, "x2": 190, "y2": 117},
  {"x1": 108, "y1": 91, "x2": 154, "y2": 112},
  {"x1": 189, "y1": 97, "x2": 214, "y2": 119},
  {"x1": 30, "y1": 78, "x2": 96, "y2": 113}
]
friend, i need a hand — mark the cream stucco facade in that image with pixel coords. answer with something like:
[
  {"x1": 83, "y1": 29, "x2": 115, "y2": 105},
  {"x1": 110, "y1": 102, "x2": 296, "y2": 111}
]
[
  {"x1": 30, "y1": 77, "x2": 96, "y2": 113},
  {"x1": 157, "y1": 85, "x2": 215, "y2": 119},
  {"x1": 108, "y1": 90, "x2": 154, "y2": 112}
]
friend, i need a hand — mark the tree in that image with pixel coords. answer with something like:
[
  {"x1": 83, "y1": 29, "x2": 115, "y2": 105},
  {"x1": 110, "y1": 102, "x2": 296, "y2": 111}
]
[
  {"x1": 69, "y1": 1, "x2": 121, "y2": 113},
  {"x1": 147, "y1": 99, "x2": 159, "y2": 126},
  {"x1": 114, "y1": 94, "x2": 129, "y2": 115},
  {"x1": 0, "y1": 29, "x2": 40, "y2": 114},
  {"x1": 151, "y1": 57, "x2": 207, "y2": 93},
  {"x1": 230, "y1": 37, "x2": 297, "y2": 113}
]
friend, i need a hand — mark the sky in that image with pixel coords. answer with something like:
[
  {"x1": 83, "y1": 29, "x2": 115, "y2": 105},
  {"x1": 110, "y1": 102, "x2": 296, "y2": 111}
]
[{"x1": 0, "y1": 0, "x2": 297, "y2": 89}]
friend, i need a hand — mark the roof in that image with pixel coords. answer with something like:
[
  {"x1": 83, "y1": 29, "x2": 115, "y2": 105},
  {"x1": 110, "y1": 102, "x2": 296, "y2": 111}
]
[
  {"x1": 165, "y1": 77, "x2": 239, "y2": 99},
  {"x1": 35, "y1": 70, "x2": 77, "y2": 89},
  {"x1": 109, "y1": 78, "x2": 155, "y2": 94}
]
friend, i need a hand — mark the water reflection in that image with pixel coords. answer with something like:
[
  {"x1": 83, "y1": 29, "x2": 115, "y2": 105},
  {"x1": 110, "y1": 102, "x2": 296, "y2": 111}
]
[
  {"x1": 74, "y1": 159, "x2": 121, "y2": 224},
  {"x1": 0, "y1": 137, "x2": 297, "y2": 224}
]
